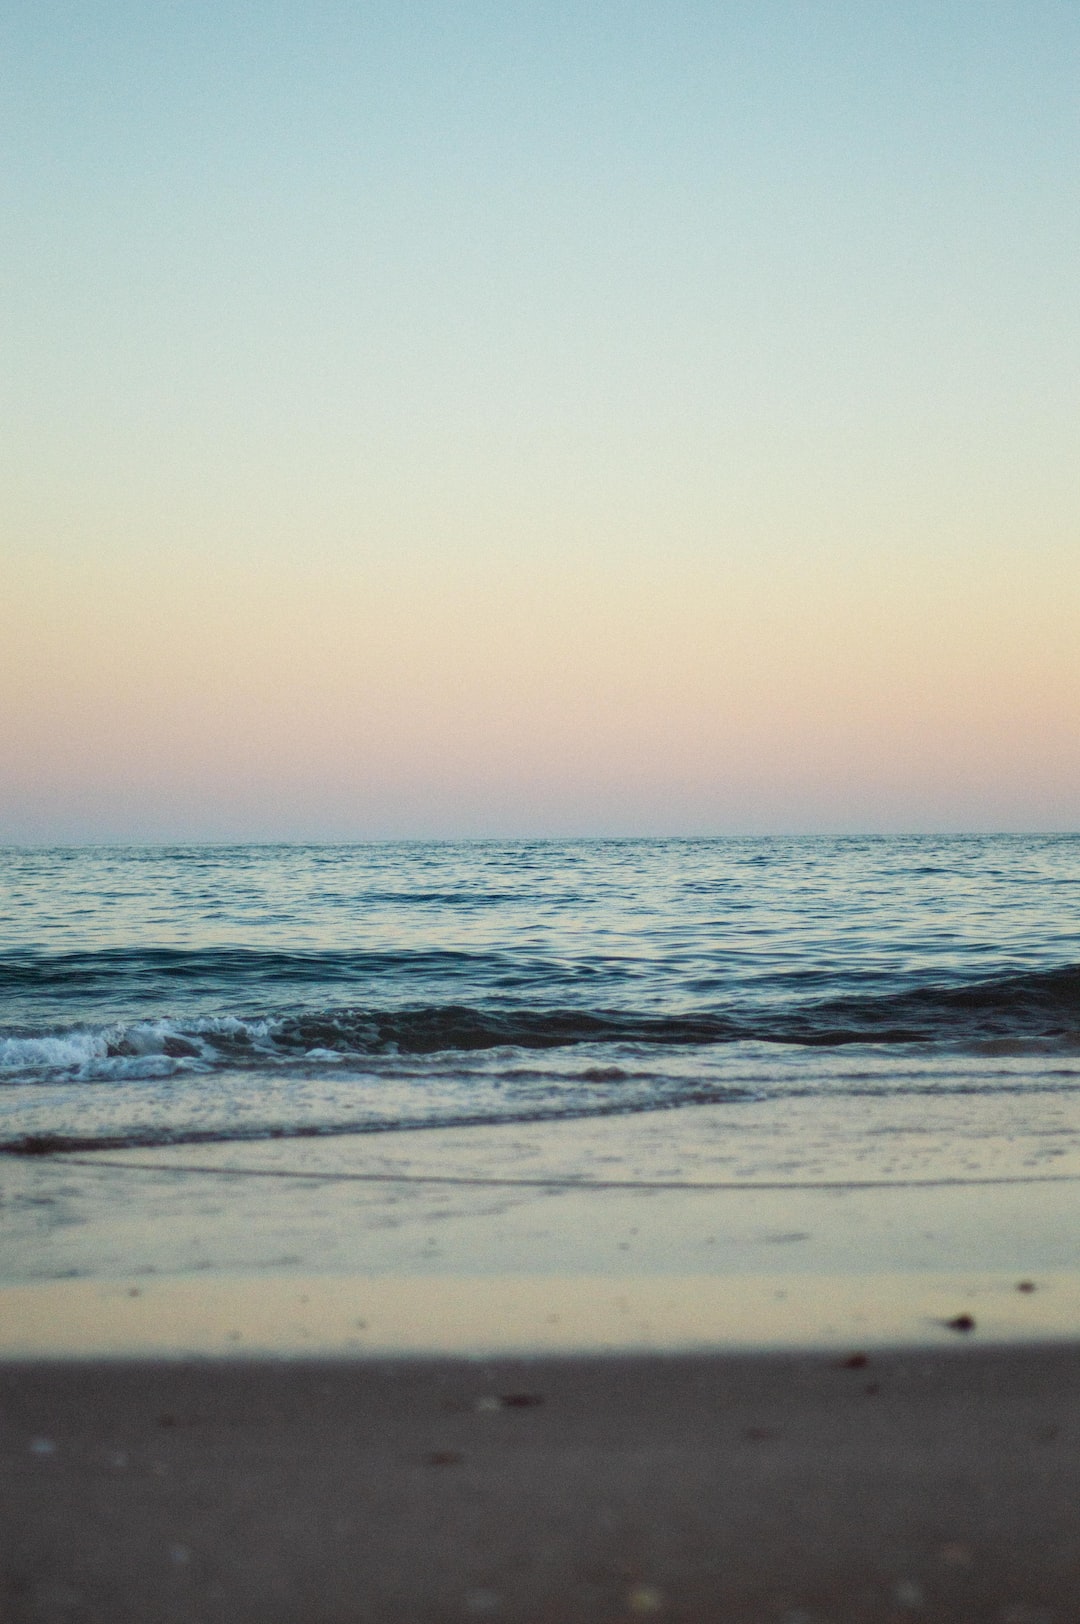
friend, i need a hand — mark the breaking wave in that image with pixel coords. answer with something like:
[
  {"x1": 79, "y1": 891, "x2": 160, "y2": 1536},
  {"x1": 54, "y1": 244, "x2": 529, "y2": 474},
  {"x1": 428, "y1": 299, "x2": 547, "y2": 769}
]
[{"x1": 1, "y1": 962, "x2": 1078, "y2": 1091}]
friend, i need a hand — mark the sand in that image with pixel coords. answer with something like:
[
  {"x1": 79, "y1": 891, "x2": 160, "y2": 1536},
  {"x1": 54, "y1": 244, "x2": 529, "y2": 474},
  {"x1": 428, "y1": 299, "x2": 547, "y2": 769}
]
[
  {"x1": 3, "y1": 1345, "x2": 1079, "y2": 1623},
  {"x1": 4, "y1": 1102, "x2": 1080, "y2": 1620}
]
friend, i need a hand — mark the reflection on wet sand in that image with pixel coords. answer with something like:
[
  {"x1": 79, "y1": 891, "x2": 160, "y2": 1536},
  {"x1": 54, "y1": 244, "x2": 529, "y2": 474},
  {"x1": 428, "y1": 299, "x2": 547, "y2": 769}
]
[{"x1": 0, "y1": 1267, "x2": 1069, "y2": 1359}]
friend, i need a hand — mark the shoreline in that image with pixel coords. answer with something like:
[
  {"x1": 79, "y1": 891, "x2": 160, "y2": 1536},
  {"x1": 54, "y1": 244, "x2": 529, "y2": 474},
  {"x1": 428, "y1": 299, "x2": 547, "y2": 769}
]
[
  {"x1": 4, "y1": 1096, "x2": 1080, "y2": 1360},
  {"x1": 6, "y1": 1106, "x2": 1080, "y2": 1617}
]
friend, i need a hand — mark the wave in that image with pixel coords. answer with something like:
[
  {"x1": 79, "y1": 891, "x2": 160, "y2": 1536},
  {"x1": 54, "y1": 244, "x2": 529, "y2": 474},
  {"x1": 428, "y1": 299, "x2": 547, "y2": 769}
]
[
  {"x1": 6, "y1": 1069, "x2": 1080, "y2": 1159},
  {"x1": 2, "y1": 1095, "x2": 743, "y2": 1157},
  {"x1": 0, "y1": 946, "x2": 507, "y2": 993},
  {"x1": 2, "y1": 946, "x2": 1077, "y2": 1041},
  {"x1": 763, "y1": 963, "x2": 1080, "y2": 1046},
  {"x1": 1, "y1": 963, "x2": 1078, "y2": 1087}
]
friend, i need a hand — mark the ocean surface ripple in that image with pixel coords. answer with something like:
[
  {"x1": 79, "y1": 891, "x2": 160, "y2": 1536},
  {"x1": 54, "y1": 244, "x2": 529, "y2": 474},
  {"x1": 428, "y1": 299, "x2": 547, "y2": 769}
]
[{"x1": 1, "y1": 837, "x2": 1077, "y2": 1153}]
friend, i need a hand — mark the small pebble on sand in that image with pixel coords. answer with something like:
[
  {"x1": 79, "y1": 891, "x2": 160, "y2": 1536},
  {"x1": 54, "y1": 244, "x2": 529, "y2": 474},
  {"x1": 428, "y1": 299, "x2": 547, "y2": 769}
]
[
  {"x1": 894, "y1": 1579, "x2": 924, "y2": 1609},
  {"x1": 627, "y1": 1585, "x2": 664, "y2": 1614}
]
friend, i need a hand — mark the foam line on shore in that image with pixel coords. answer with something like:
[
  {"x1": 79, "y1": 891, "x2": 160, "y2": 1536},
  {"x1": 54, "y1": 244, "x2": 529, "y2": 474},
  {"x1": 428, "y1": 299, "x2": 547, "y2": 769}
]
[{"x1": 48, "y1": 1153, "x2": 1080, "y2": 1192}]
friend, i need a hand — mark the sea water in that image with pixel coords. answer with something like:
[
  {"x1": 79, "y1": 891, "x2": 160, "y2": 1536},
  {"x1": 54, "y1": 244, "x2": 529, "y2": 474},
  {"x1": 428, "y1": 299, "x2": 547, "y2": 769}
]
[{"x1": 1, "y1": 837, "x2": 1078, "y2": 1162}]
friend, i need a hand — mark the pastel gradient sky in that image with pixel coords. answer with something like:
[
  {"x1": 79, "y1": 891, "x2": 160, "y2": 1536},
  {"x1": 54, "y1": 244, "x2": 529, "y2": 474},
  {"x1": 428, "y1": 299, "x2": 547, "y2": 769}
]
[{"x1": 3, "y1": 1, "x2": 1078, "y2": 840}]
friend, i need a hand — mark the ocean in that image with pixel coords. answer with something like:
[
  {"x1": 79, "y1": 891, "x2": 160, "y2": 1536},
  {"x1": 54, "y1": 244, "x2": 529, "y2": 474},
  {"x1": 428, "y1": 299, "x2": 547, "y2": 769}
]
[{"x1": 2, "y1": 836, "x2": 1078, "y2": 1164}]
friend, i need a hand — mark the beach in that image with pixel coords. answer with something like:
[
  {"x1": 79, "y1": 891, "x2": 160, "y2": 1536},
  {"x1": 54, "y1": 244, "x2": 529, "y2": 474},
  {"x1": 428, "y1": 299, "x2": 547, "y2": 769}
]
[
  {"x1": 4, "y1": 839, "x2": 1080, "y2": 1618},
  {"x1": 5, "y1": 1342, "x2": 1079, "y2": 1624},
  {"x1": 5, "y1": 0, "x2": 1080, "y2": 1589},
  {"x1": 5, "y1": 1100, "x2": 1080, "y2": 1621}
]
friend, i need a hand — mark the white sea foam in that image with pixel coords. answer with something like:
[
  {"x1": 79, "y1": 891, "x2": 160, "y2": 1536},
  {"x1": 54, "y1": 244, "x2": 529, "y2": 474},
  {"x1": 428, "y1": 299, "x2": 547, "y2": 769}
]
[
  {"x1": 0, "y1": 1013, "x2": 303, "y2": 1085},
  {"x1": 77, "y1": 1054, "x2": 188, "y2": 1081},
  {"x1": 0, "y1": 1031, "x2": 109, "y2": 1073},
  {"x1": 0, "y1": 1022, "x2": 209, "y2": 1082}
]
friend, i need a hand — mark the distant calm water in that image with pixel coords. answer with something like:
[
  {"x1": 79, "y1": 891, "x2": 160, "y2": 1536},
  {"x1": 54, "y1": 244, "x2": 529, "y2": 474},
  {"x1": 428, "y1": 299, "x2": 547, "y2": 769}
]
[{"x1": 1, "y1": 837, "x2": 1078, "y2": 1156}]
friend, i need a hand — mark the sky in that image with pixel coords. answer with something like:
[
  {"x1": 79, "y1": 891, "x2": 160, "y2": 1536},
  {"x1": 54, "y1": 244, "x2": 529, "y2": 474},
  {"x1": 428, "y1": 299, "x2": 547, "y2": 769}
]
[{"x1": 2, "y1": 0, "x2": 1078, "y2": 840}]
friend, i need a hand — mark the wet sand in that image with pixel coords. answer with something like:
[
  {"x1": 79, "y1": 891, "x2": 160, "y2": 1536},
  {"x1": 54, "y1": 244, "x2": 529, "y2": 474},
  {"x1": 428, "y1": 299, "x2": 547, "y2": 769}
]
[{"x1": 4, "y1": 1344, "x2": 1080, "y2": 1623}]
